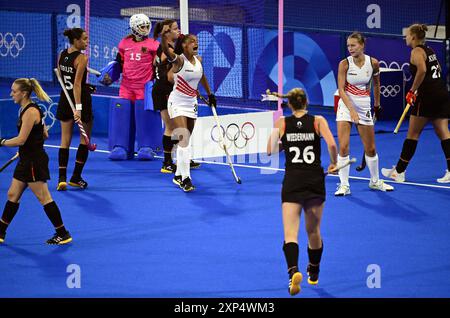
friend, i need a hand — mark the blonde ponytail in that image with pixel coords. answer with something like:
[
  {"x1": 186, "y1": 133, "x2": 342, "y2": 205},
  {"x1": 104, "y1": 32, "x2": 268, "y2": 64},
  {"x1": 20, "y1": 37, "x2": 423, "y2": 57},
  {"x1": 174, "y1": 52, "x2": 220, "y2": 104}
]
[
  {"x1": 14, "y1": 78, "x2": 52, "y2": 103},
  {"x1": 29, "y1": 78, "x2": 51, "y2": 103}
]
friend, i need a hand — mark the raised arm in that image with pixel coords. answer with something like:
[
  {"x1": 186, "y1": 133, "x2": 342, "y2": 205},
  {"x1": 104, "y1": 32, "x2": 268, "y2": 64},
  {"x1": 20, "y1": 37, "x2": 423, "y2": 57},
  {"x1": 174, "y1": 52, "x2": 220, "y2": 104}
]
[{"x1": 161, "y1": 25, "x2": 182, "y2": 71}]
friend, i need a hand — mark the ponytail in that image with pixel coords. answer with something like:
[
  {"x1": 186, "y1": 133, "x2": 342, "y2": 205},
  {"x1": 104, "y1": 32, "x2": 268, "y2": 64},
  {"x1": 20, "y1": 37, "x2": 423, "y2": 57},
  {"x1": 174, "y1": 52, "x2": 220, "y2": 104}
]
[
  {"x1": 29, "y1": 78, "x2": 51, "y2": 103},
  {"x1": 14, "y1": 78, "x2": 52, "y2": 103},
  {"x1": 153, "y1": 22, "x2": 163, "y2": 39}
]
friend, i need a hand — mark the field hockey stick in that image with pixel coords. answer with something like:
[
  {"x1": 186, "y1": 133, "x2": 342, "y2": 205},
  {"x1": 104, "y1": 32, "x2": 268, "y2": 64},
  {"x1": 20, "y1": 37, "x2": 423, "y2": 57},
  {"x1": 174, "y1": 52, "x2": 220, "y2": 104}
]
[
  {"x1": 265, "y1": 89, "x2": 284, "y2": 98},
  {"x1": 87, "y1": 67, "x2": 101, "y2": 77},
  {"x1": 53, "y1": 68, "x2": 97, "y2": 151},
  {"x1": 198, "y1": 94, "x2": 242, "y2": 184},
  {"x1": 325, "y1": 157, "x2": 357, "y2": 176},
  {"x1": 394, "y1": 90, "x2": 417, "y2": 134},
  {"x1": 356, "y1": 113, "x2": 378, "y2": 172},
  {"x1": 355, "y1": 151, "x2": 367, "y2": 172},
  {"x1": 0, "y1": 152, "x2": 19, "y2": 173}
]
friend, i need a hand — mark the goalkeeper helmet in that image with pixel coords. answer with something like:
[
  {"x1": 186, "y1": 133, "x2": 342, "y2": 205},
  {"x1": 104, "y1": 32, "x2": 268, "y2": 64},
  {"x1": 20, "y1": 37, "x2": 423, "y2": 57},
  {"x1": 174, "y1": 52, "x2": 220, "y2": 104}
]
[{"x1": 129, "y1": 14, "x2": 151, "y2": 38}]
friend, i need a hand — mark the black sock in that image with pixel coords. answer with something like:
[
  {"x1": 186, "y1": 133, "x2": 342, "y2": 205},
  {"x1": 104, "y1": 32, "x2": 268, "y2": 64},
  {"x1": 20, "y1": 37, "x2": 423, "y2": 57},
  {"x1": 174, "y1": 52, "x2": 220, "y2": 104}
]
[
  {"x1": 283, "y1": 242, "x2": 299, "y2": 274},
  {"x1": 441, "y1": 139, "x2": 450, "y2": 171},
  {"x1": 72, "y1": 144, "x2": 89, "y2": 179},
  {"x1": 43, "y1": 201, "x2": 66, "y2": 236},
  {"x1": 396, "y1": 139, "x2": 418, "y2": 173},
  {"x1": 307, "y1": 241, "x2": 323, "y2": 265},
  {"x1": 163, "y1": 135, "x2": 173, "y2": 163},
  {"x1": 171, "y1": 136, "x2": 179, "y2": 147},
  {"x1": 58, "y1": 148, "x2": 69, "y2": 182},
  {"x1": 0, "y1": 201, "x2": 20, "y2": 234}
]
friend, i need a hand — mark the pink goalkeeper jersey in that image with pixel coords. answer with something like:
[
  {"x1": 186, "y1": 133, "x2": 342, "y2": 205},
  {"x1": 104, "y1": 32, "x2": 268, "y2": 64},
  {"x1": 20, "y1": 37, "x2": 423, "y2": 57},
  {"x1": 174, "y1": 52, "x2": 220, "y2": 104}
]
[{"x1": 118, "y1": 36, "x2": 159, "y2": 90}]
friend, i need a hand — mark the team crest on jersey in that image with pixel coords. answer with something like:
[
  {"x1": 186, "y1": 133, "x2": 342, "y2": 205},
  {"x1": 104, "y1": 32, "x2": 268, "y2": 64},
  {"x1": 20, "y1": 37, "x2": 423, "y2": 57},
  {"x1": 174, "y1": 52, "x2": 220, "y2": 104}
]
[
  {"x1": 64, "y1": 57, "x2": 69, "y2": 62},
  {"x1": 296, "y1": 121, "x2": 303, "y2": 130},
  {"x1": 141, "y1": 46, "x2": 148, "y2": 53}
]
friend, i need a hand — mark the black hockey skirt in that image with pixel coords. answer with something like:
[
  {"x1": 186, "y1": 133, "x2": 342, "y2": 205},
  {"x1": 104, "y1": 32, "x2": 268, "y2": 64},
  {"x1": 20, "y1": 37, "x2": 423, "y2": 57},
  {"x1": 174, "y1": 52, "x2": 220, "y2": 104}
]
[
  {"x1": 13, "y1": 152, "x2": 50, "y2": 183},
  {"x1": 152, "y1": 85, "x2": 172, "y2": 111},
  {"x1": 411, "y1": 90, "x2": 450, "y2": 119},
  {"x1": 281, "y1": 168, "x2": 326, "y2": 204},
  {"x1": 56, "y1": 88, "x2": 93, "y2": 123}
]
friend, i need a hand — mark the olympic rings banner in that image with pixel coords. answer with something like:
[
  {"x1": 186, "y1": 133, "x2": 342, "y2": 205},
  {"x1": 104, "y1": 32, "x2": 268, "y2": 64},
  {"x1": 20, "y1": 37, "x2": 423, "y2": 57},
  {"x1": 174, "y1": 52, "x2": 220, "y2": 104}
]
[
  {"x1": 366, "y1": 36, "x2": 448, "y2": 89},
  {"x1": 191, "y1": 110, "x2": 273, "y2": 159},
  {"x1": 0, "y1": 11, "x2": 53, "y2": 81}
]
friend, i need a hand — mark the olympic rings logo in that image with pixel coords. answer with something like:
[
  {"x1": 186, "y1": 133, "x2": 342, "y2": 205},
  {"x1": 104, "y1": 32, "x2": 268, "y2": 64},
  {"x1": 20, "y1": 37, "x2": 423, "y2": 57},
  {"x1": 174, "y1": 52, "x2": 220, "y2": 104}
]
[
  {"x1": 0, "y1": 33, "x2": 25, "y2": 58},
  {"x1": 379, "y1": 60, "x2": 411, "y2": 82},
  {"x1": 380, "y1": 85, "x2": 401, "y2": 97},
  {"x1": 210, "y1": 122, "x2": 256, "y2": 149},
  {"x1": 18, "y1": 102, "x2": 58, "y2": 131},
  {"x1": 40, "y1": 102, "x2": 58, "y2": 130}
]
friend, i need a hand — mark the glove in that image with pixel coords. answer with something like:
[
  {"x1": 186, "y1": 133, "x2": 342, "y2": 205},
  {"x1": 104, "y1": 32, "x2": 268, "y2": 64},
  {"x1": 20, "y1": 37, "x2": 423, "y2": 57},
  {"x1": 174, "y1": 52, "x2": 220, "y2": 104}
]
[
  {"x1": 0, "y1": 138, "x2": 6, "y2": 147},
  {"x1": 208, "y1": 94, "x2": 217, "y2": 107},
  {"x1": 374, "y1": 105, "x2": 382, "y2": 119},
  {"x1": 406, "y1": 90, "x2": 417, "y2": 105},
  {"x1": 86, "y1": 84, "x2": 97, "y2": 93},
  {"x1": 99, "y1": 61, "x2": 121, "y2": 86}
]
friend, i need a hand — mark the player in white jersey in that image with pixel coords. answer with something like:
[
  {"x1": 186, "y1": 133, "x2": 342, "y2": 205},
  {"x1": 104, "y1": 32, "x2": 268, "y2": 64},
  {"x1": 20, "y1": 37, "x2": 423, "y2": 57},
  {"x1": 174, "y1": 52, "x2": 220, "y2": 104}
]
[
  {"x1": 335, "y1": 32, "x2": 394, "y2": 195},
  {"x1": 161, "y1": 28, "x2": 215, "y2": 192}
]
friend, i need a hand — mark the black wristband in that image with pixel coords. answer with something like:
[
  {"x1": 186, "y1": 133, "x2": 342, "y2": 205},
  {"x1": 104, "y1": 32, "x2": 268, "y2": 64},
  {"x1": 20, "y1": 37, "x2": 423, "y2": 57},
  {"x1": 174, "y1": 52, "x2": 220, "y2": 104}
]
[{"x1": 0, "y1": 138, "x2": 6, "y2": 147}]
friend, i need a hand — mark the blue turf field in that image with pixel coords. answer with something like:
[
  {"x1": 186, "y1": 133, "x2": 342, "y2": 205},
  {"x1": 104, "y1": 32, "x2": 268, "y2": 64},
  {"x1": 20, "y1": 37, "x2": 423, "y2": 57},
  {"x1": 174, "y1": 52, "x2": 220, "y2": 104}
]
[{"x1": 1, "y1": 99, "x2": 449, "y2": 298}]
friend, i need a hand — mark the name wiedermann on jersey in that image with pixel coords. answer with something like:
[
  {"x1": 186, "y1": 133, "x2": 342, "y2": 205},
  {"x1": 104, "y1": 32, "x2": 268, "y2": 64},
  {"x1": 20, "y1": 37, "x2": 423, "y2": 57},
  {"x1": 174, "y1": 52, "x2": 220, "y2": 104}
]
[
  {"x1": 60, "y1": 65, "x2": 74, "y2": 74},
  {"x1": 286, "y1": 133, "x2": 315, "y2": 142}
]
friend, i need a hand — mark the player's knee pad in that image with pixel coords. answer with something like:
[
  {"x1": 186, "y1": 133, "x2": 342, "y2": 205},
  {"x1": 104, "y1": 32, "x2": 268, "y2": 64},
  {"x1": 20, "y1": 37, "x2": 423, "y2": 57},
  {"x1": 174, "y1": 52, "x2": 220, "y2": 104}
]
[
  {"x1": 400, "y1": 139, "x2": 418, "y2": 161},
  {"x1": 134, "y1": 99, "x2": 163, "y2": 151},
  {"x1": 108, "y1": 98, "x2": 135, "y2": 159}
]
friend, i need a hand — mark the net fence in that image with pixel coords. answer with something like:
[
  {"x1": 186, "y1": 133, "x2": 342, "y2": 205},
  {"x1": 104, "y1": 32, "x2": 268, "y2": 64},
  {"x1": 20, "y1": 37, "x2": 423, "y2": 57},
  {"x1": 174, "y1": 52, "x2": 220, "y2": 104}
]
[{"x1": 1, "y1": 0, "x2": 448, "y2": 110}]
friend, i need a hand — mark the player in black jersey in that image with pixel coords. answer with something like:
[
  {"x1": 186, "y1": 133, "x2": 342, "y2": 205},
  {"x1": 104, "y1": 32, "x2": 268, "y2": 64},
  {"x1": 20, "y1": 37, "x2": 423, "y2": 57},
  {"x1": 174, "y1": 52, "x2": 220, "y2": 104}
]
[
  {"x1": 152, "y1": 19, "x2": 179, "y2": 173},
  {"x1": 0, "y1": 78, "x2": 72, "y2": 245},
  {"x1": 382, "y1": 24, "x2": 450, "y2": 183},
  {"x1": 56, "y1": 28, "x2": 93, "y2": 191},
  {"x1": 152, "y1": 20, "x2": 200, "y2": 173},
  {"x1": 267, "y1": 88, "x2": 338, "y2": 296}
]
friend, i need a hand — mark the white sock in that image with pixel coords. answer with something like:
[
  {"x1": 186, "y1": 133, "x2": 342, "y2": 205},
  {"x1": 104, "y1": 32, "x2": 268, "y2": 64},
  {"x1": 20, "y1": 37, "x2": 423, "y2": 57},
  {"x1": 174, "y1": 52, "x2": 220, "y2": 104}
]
[
  {"x1": 338, "y1": 155, "x2": 350, "y2": 186},
  {"x1": 179, "y1": 145, "x2": 191, "y2": 181},
  {"x1": 365, "y1": 153, "x2": 379, "y2": 183},
  {"x1": 175, "y1": 146, "x2": 183, "y2": 177},
  {"x1": 184, "y1": 145, "x2": 191, "y2": 180}
]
